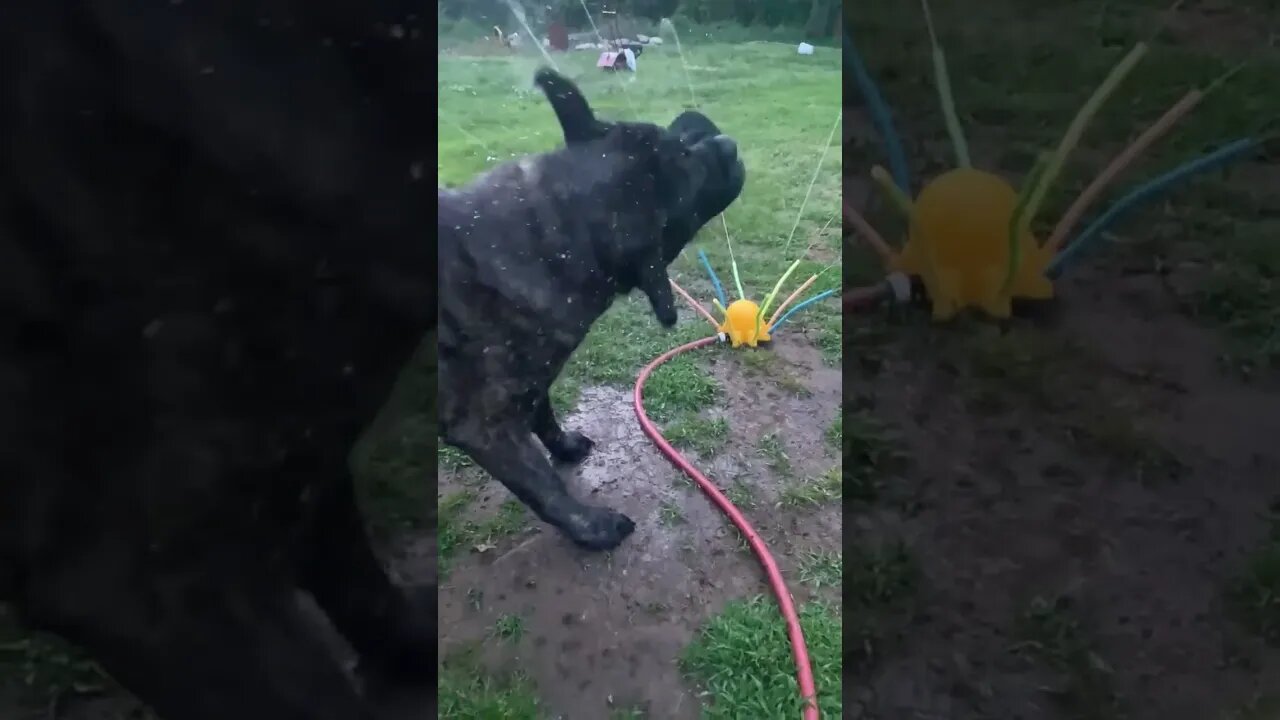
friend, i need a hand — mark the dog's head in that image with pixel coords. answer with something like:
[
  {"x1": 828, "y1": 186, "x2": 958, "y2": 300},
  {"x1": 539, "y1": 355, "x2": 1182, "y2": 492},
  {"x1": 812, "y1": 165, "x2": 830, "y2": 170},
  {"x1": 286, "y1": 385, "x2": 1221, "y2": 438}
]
[
  {"x1": 663, "y1": 109, "x2": 747, "y2": 262},
  {"x1": 533, "y1": 68, "x2": 745, "y2": 264}
]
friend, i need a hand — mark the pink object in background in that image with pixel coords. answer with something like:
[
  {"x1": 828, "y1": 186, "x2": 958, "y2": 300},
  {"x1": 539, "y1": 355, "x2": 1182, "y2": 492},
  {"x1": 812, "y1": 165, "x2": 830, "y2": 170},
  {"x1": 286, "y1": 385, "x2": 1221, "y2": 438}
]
[{"x1": 596, "y1": 49, "x2": 636, "y2": 72}]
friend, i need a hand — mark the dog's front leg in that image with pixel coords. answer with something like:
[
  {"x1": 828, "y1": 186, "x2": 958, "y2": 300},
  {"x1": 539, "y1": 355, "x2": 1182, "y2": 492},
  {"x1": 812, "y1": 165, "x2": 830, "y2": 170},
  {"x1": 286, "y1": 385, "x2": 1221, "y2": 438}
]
[
  {"x1": 636, "y1": 251, "x2": 678, "y2": 328},
  {"x1": 534, "y1": 391, "x2": 594, "y2": 463},
  {"x1": 445, "y1": 420, "x2": 634, "y2": 550},
  {"x1": 297, "y1": 459, "x2": 433, "y2": 688},
  {"x1": 25, "y1": 568, "x2": 374, "y2": 720}
]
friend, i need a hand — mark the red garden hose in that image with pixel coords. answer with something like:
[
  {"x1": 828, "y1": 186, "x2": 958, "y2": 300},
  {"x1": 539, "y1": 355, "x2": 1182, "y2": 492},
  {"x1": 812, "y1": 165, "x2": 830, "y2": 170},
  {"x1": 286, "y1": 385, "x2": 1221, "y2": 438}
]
[{"x1": 633, "y1": 336, "x2": 820, "y2": 720}]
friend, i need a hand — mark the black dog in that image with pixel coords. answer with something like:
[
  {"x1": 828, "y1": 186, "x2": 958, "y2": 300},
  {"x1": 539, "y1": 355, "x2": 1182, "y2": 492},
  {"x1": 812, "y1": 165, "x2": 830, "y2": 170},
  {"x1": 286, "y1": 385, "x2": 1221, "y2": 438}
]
[
  {"x1": 438, "y1": 69, "x2": 746, "y2": 551},
  {"x1": 1, "y1": 2, "x2": 435, "y2": 719}
]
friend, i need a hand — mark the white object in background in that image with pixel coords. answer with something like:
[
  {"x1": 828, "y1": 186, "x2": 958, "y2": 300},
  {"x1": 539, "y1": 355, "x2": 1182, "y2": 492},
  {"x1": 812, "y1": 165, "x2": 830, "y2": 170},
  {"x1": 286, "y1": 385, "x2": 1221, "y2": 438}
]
[
  {"x1": 797, "y1": 42, "x2": 815, "y2": 55},
  {"x1": 648, "y1": 36, "x2": 663, "y2": 45},
  {"x1": 623, "y1": 48, "x2": 637, "y2": 72}
]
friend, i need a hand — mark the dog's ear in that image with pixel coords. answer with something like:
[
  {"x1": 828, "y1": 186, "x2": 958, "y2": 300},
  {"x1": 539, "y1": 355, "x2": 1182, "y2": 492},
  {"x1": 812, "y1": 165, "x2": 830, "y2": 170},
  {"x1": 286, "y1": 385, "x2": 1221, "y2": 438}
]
[
  {"x1": 534, "y1": 67, "x2": 606, "y2": 145},
  {"x1": 668, "y1": 110, "x2": 721, "y2": 146}
]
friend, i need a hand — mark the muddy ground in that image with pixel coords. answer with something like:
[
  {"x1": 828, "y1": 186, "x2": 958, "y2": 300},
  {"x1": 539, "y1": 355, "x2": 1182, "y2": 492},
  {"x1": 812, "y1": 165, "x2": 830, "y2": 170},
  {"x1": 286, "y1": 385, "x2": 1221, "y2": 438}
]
[
  {"x1": 437, "y1": 338, "x2": 842, "y2": 718},
  {"x1": 843, "y1": 1, "x2": 1280, "y2": 718},
  {"x1": 842, "y1": 268, "x2": 1280, "y2": 720}
]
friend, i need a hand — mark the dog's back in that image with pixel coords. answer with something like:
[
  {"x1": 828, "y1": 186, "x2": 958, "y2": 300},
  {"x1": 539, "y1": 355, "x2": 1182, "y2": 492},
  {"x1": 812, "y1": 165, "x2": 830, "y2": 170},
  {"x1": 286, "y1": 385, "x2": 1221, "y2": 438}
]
[{"x1": 438, "y1": 146, "x2": 652, "y2": 387}]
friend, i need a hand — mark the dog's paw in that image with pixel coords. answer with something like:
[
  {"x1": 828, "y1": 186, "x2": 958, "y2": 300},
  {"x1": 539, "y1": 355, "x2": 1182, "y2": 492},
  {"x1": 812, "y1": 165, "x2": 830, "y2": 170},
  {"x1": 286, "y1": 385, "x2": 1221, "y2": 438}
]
[
  {"x1": 655, "y1": 306, "x2": 678, "y2": 328},
  {"x1": 566, "y1": 507, "x2": 636, "y2": 551},
  {"x1": 549, "y1": 431, "x2": 595, "y2": 464},
  {"x1": 355, "y1": 587, "x2": 435, "y2": 685}
]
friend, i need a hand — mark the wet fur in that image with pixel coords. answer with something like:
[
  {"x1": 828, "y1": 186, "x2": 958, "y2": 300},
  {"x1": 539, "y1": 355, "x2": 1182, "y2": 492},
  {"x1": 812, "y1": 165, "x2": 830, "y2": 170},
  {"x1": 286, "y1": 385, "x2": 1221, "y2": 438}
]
[
  {"x1": 0, "y1": 2, "x2": 436, "y2": 718},
  {"x1": 438, "y1": 69, "x2": 746, "y2": 551}
]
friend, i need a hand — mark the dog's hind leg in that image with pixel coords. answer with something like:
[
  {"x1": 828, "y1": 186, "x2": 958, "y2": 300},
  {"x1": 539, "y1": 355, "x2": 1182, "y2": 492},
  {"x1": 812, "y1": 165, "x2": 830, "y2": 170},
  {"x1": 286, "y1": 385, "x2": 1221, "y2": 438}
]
[
  {"x1": 446, "y1": 421, "x2": 634, "y2": 551},
  {"x1": 534, "y1": 392, "x2": 594, "y2": 464},
  {"x1": 298, "y1": 462, "x2": 434, "y2": 687}
]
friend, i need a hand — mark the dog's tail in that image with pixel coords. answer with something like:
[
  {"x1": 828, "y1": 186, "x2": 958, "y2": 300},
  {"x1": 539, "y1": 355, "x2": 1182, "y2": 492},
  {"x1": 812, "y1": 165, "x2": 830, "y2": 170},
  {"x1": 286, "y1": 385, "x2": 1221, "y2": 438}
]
[{"x1": 533, "y1": 68, "x2": 604, "y2": 145}]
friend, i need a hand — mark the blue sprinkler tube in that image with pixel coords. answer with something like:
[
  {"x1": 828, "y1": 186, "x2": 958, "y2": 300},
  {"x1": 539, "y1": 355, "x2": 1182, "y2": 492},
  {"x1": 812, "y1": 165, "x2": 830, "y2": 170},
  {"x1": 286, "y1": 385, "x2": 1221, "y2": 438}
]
[
  {"x1": 697, "y1": 248, "x2": 730, "y2": 307},
  {"x1": 844, "y1": 27, "x2": 912, "y2": 193},
  {"x1": 770, "y1": 289, "x2": 837, "y2": 332},
  {"x1": 1047, "y1": 137, "x2": 1260, "y2": 278}
]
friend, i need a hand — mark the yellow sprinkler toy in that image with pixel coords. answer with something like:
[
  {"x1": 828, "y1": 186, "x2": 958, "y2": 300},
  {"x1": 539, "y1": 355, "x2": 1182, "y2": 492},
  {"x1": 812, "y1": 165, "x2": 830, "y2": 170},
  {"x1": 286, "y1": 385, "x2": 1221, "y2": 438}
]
[
  {"x1": 668, "y1": 249, "x2": 836, "y2": 349},
  {"x1": 844, "y1": 0, "x2": 1267, "y2": 321},
  {"x1": 719, "y1": 298, "x2": 769, "y2": 348},
  {"x1": 666, "y1": 105, "x2": 842, "y2": 347}
]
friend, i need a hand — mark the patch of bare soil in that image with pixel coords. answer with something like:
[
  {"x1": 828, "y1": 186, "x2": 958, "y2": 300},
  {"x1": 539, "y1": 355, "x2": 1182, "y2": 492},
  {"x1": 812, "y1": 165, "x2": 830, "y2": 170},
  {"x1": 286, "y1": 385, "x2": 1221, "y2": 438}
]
[
  {"x1": 1163, "y1": 0, "x2": 1279, "y2": 58},
  {"x1": 436, "y1": 338, "x2": 841, "y2": 718},
  {"x1": 844, "y1": 233, "x2": 1280, "y2": 718}
]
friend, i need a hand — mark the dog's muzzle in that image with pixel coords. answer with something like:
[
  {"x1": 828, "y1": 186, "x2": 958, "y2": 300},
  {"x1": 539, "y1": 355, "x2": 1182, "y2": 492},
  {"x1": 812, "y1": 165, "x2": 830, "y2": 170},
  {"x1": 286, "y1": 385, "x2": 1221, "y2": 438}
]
[{"x1": 706, "y1": 134, "x2": 746, "y2": 196}]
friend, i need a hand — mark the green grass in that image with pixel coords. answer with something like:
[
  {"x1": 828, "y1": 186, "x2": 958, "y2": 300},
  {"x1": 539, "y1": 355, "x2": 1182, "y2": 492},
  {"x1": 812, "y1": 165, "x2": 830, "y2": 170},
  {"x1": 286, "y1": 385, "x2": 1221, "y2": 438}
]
[
  {"x1": 351, "y1": 334, "x2": 436, "y2": 538},
  {"x1": 825, "y1": 413, "x2": 841, "y2": 449},
  {"x1": 1232, "y1": 544, "x2": 1280, "y2": 644},
  {"x1": 779, "y1": 465, "x2": 842, "y2": 507},
  {"x1": 1014, "y1": 596, "x2": 1120, "y2": 718},
  {"x1": 0, "y1": 610, "x2": 113, "y2": 711},
  {"x1": 758, "y1": 432, "x2": 793, "y2": 478},
  {"x1": 663, "y1": 416, "x2": 731, "y2": 457},
  {"x1": 438, "y1": 445, "x2": 473, "y2": 471},
  {"x1": 658, "y1": 499, "x2": 685, "y2": 526},
  {"x1": 796, "y1": 550, "x2": 842, "y2": 590},
  {"x1": 1226, "y1": 692, "x2": 1280, "y2": 720},
  {"x1": 843, "y1": 409, "x2": 906, "y2": 502},
  {"x1": 739, "y1": 351, "x2": 812, "y2": 396},
  {"x1": 1229, "y1": 501, "x2": 1280, "y2": 644},
  {"x1": 438, "y1": 492, "x2": 534, "y2": 576},
  {"x1": 845, "y1": 542, "x2": 916, "y2": 607},
  {"x1": 722, "y1": 479, "x2": 754, "y2": 509},
  {"x1": 440, "y1": 646, "x2": 543, "y2": 720},
  {"x1": 493, "y1": 614, "x2": 526, "y2": 643},
  {"x1": 681, "y1": 597, "x2": 842, "y2": 718},
  {"x1": 844, "y1": 541, "x2": 919, "y2": 672}
]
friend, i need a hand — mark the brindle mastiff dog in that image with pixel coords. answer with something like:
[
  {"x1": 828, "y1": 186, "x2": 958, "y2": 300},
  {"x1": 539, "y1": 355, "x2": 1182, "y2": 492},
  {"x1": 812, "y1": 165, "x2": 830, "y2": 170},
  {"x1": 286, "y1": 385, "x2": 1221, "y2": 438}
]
[
  {"x1": 439, "y1": 69, "x2": 746, "y2": 551},
  {"x1": 1, "y1": 2, "x2": 434, "y2": 719}
]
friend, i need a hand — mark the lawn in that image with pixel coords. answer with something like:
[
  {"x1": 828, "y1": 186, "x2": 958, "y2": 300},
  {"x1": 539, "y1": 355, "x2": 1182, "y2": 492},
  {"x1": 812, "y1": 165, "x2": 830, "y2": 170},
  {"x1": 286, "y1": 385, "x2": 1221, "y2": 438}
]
[
  {"x1": 845, "y1": 1, "x2": 1280, "y2": 718},
  {"x1": 437, "y1": 28, "x2": 844, "y2": 720}
]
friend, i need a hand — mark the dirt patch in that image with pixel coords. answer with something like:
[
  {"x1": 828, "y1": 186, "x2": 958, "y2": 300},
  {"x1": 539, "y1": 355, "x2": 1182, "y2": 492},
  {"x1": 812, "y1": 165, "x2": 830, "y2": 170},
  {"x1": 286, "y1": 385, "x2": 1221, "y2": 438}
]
[
  {"x1": 846, "y1": 1, "x2": 1280, "y2": 712},
  {"x1": 843, "y1": 144, "x2": 1280, "y2": 720},
  {"x1": 847, "y1": 284, "x2": 1280, "y2": 719},
  {"x1": 437, "y1": 338, "x2": 841, "y2": 718},
  {"x1": 1163, "y1": 1, "x2": 1279, "y2": 58}
]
